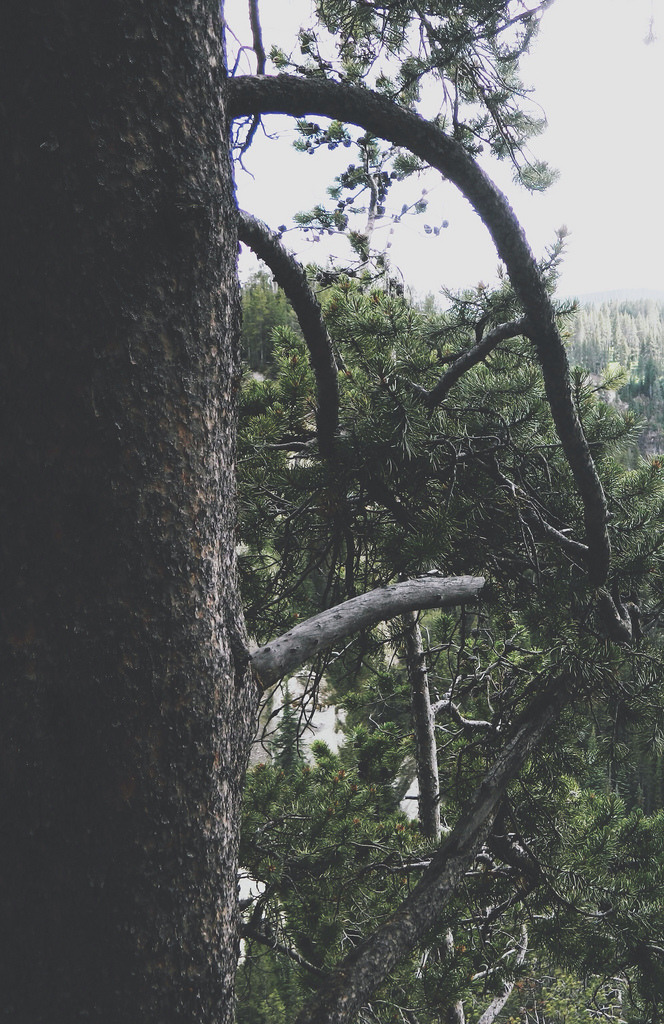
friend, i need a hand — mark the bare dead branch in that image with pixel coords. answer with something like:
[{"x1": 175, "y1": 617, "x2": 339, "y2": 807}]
[
  {"x1": 442, "y1": 929, "x2": 466, "y2": 1024},
  {"x1": 247, "y1": 0, "x2": 266, "y2": 74},
  {"x1": 250, "y1": 575, "x2": 485, "y2": 692},
  {"x1": 228, "y1": 72, "x2": 635, "y2": 1024},
  {"x1": 475, "y1": 925, "x2": 528, "y2": 1024},
  {"x1": 430, "y1": 695, "x2": 495, "y2": 732},
  {"x1": 402, "y1": 611, "x2": 441, "y2": 839},
  {"x1": 232, "y1": 1, "x2": 266, "y2": 157}
]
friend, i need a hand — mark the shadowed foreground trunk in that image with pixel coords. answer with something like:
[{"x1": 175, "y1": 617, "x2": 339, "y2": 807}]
[{"x1": 0, "y1": 4, "x2": 258, "y2": 1020}]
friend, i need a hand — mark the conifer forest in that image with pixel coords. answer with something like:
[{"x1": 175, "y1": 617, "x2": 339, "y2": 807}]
[{"x1": 3, "y1": 3, "x2": 664, "y2": 1024}]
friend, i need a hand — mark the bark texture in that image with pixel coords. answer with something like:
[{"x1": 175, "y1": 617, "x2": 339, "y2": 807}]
[
  {"x1": 1, "y1": 3, "x2": 257, "y2": 1020},
  {"x1": 250, "y1": 576, "x2": 485, "y2": 691}
]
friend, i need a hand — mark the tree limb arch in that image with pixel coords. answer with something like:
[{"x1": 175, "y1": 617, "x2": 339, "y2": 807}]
[
  {"x1": 237, "y1": 209, "x2": 339, "y2": 458},
  {"x1": 227, "y1": 74, "x2": 611, "y2": 588},
  {"x1": 250, "y1": 575, "x2": 485, "y2": 691}
]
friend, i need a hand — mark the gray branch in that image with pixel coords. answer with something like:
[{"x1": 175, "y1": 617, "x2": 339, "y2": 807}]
[
  {"x1": 402, "y1": 612, "x2": 441, "y2": 839},
  {"x1": 250, "y1": 576, "x2": 485, "y2": 692},
  {"x1": 431, "y1": 694, "x2": 495, "y2": 732},
  {"x1": 443, "y1": 930, "x2": 466, "y2": 1024},
  {"x1": 227, "y1": 70, "x2": 632, "y2": 1024},
  {"x1": 474, "y1": 925, "x2": 528, "y2": 1024},
  {"x1": 247, "y1": 0, "x2": 266, "y2": 74}
]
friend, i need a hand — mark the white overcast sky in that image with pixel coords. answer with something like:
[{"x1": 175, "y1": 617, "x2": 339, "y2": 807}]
[{"x1": 226, "y1": 0, "x2": 664, "y2": 300}]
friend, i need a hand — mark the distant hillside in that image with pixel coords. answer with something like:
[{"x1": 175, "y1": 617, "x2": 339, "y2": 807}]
[
  {"x1": 566, "y1": 296, "x2": 664, "y2": 455},
  {"x1": 563, "y1": 288, "x2": 664, "y2": 306}
]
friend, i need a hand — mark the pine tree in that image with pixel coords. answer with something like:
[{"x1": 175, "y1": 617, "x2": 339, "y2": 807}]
[
  {"x1": 237, "y1": 279, "x2": 664, "y2": 1022},
  {"x1": 241, "y1": 271, "x2": 301, "y2": 371},
  {"x1": 6, "y1": 2, "x2": 664, "y2": 1021}
]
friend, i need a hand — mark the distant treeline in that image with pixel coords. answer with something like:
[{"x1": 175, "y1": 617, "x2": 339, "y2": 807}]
[
  {"x1": 240, "y1": 270, "x2": 301, "y2": 372},
  {"x1": 566, "y1": 299, "x2": 664, "y2": 451},
  {"x1": 567, "y1": 299, "x2": 664, "y2": 390},
  {"x1": 240, "y1": 273, "x2": 664, "y2": 449}
]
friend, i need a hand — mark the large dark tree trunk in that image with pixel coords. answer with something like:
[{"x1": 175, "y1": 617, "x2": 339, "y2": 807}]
[{"x1": 0, "y1": 3, "x2": 258, "y2": 1020}]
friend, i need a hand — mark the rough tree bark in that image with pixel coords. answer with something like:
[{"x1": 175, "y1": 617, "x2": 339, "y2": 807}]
[
  {"x1": 0, "y1": 21, "x2": 486, "y2": 1016},
  {"x1": 0, "y1": 3, "x2": 258, "y2": 1020}
]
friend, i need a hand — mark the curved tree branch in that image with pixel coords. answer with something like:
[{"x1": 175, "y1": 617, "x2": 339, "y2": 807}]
[
  {"x1": 227, "y1": 74, "x2": 610, "y2": 588},
  {"x1": 422, "y1": 318, "x2": 529, "y2": 407},
  {"x1": 431, "y1": 694, "x2": 495, "y2": 731},
  {"x1": 250, "y1": 575, "x2": 485, "y2": 691},
  {"x1": 229, "y1": 73, "x2": 631, "y2": 1024},
  {"x1": 237, "y1": 209, "x2": 339, "y2": 458}
]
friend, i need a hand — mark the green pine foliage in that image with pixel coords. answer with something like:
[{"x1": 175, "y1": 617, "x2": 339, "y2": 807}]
[
  {"x1": 241, "y1": 270, "x2": 302, "y2": 372},
  {"x1": 500, "y1": 967, "x2": 624, "y2": 1024},
  {"x1": 236, "y1": 275, "x2": 664, "y2": 1022},
  {"x1": 232, "y1": 10, "x2": 664, "y2": 1020},
  {"x1": 238, "y1": 737, "x2": 425, "y2": 1020},
  {"x1": 566, "y1": 299, "x2": 664, "y2": 454},
  {"x1": 267, "y1": 0, "x2": 556, "y2": 281}
]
